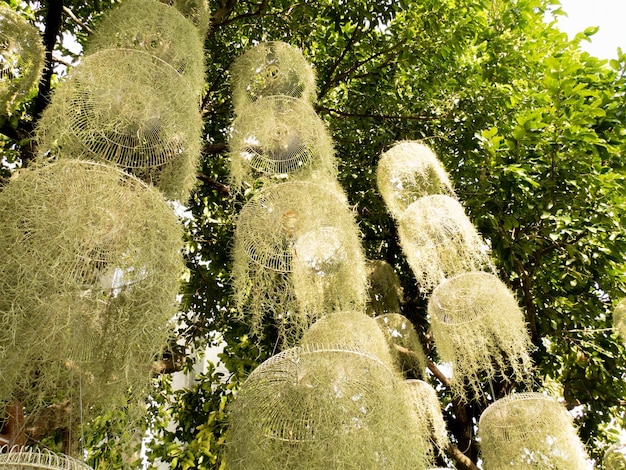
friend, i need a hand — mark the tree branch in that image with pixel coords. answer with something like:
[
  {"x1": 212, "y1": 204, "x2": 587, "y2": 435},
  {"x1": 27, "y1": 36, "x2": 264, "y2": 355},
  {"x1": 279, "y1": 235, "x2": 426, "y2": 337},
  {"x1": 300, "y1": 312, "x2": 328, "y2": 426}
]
[
  {"x1": 196, "y1": 173, "x2": 230, "y2": 195},
  {"x1": 428, "y1": 360, "x2": 451, "y2": 388},
  {"x1": 318, "y1": 24, "x2": 364, "y2": 99},
  {"x1": 446, "y1": 443, "x2": 480, "y2": 470},
  {"x1": 316, "y1": 105, "x2": 435, "y2": 122}
]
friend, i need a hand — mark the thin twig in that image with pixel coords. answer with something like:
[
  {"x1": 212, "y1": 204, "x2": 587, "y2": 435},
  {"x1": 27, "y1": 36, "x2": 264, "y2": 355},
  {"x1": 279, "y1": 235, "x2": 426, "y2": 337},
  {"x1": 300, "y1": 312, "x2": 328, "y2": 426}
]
[{"x1": 62, "y1": 5, "x2": 93, "y2": 33}]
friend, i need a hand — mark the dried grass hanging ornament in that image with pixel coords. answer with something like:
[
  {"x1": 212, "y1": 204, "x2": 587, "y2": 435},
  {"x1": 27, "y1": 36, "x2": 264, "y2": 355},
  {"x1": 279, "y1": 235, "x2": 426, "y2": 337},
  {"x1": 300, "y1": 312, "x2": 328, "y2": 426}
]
[
  {"x1": 232, "y1": 180, "x2": 367, "y2": 344},
  {"x1": 376, "y1": 141, "x2": 455, "y2": 220},
  {"x1": 0, "y1": 160, "x2": 184, "y2": 436},
  {"x1": 604, "y1": 443, "x2": 626, "y2": 469},
  {"x1": 0, "y1": 447, "x2": 93, "y2": 469},
  {"x1": 230, "y1": 41, "x2": 316, "y2": 109},
  {"x1": 229, "y1": 96, "x2": 336, "y2": 191},
  {"x1": 375, "y1": 313, "x2": 427, "y2": 378},
  {"x1": 86, "y1": 0, "x2": 206, "y2": 95},
  {"x1": 428, "y1": 272, "x2": 533, "y2": 401},
  {"x1": 225, "y1": 345, "x2": 431, "y2": 470},
  {"x1": 160, "y1": 0, "x2": 211, "y2": 34},
  {"x1": 0, "y1": 4, "x2": 45, "y2": 115},
  {"x1": 397, "y1": 195, "x2": 492, "y2": 292},
  {"x1": 405, "y1": 380, "x2": 450, "y2": 460},
  {"x1": 478, "y1": 393, "x2": 590, "y2": 469},
  {"x1": 35, "y1": 48, "x2": 202, "y2": 201},
  {"x1": 366, "y1": 260, "x2": 404, "y2": 316},
  {"x1": 613, "y1": 299, "x2": 626, "y2": 340},
  {"x1": 300, "y1": 310, "x2": 396, "y2": 370}
]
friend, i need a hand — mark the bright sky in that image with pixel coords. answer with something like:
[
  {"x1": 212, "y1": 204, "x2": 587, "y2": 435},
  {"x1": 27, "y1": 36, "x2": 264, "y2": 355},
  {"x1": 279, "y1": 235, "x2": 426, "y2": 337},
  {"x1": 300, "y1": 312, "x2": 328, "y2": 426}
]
[{"x1": 556, "y1": 0, "x2": 626, "y2": 59}]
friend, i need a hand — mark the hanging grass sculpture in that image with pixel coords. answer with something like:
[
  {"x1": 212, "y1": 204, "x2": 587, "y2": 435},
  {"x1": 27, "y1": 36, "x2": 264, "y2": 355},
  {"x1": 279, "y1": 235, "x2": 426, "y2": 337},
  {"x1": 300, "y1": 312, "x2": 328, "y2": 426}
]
[
  {"x1": 0, "y1": 160, "x2": 184, "y2": 438},
  {"x1": 86, "y1": 0, "x2": 206, "y2": 95},
  {"x1": 405, "y1": 379, "x2": 449, "y2": 459},
  {"x1": 478, "y1": 393, "x2": 589, "y2": 469},
  {"x1": 366, "y1": 260, "x2": 404, "y2": 316},
  {"x1": 604, "y1": 443, "x2": 626, "y2": 469},
  {"x1": 0, "y1": 447, "x2": 93, "y2": 469},
  {"x1": 229, "y1": 96, "x2": 336, "y2": 191},
  {"x1": 428, "y1": 272, "x2": 533, "y2": 401},
  {"x1": 160, "y1": 0, "x2": 211, "y2": 34},
  {"x1": 232, "y1": 180, "x2": 367, "y2": 343},
  {"x1": 613, "y1": 299, "x2": 626, "y2": 340},
  {"x1": 225, "y1": 345, "x2": 430, "y2": 469},
  {"x1": 35, "y1": 48, "x2": 202, "y2": 201},
  {"x1": 300, "y1": 311, "x2": 396, "y2": 370},
  {"x1": 0, "y1": 4, "x2": 45, "y2": 115},
  {"x1": 398, "y1": 195, "x2": 492, "y2": 292},
  {"x1": 230, "y1": 41, "x2": 316, "y2": 109},
  {"x1": 375, "y1": 313, "x2": 427, "y2": 378},
  {"x1": 377, "y1": 141, "x2": 455, "y2": 219}
]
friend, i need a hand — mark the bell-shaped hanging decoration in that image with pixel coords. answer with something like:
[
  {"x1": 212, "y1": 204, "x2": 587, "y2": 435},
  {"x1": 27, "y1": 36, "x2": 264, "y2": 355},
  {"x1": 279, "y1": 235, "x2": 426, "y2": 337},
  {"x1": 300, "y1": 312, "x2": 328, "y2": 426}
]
[
  {"x1": 478, "y1": 393, "x2": 589, "y2": 469},
  {"x1": 428, "y1": 272, "x2": 533, "y2": 400},
  {"x1": 366, "y1": 260, "x2": 404, "y2": 316},
  {"x1": 0, "y1": 447, "x2": 93, "y2": 469},
  {"x1": 603, "y1": 442, "x2": 626, "y2": 469},
  {"x1": 375, "y1": 313, "x2": 428, "y2": 378}
]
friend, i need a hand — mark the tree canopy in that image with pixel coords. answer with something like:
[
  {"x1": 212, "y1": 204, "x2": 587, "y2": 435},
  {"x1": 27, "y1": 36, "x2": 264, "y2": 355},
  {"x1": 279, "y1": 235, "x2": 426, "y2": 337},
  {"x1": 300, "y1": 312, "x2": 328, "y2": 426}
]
[{"x1": 2, "y1": 0, "x2": 626, "y2": 468}]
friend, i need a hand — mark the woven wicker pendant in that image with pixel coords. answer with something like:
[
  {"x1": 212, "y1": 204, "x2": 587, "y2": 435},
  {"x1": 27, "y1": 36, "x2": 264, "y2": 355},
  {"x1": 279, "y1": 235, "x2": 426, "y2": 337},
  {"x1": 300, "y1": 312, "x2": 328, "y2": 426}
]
[
  {"x1": 478, "y1": 393, "x2": 589, "y2": 469},
  {"x1": 36, "y1": 48, "x2": 201, "y2": 200},
  {"x1": 0, "y1": 447, "x2": 92, "y2": 470},
  {"x1": 230, "y1": 41, "x2": 316, "y2": 109},
  {"x1": 225, "y1": 345, "x2": 430, "y2": 469},
  {"x1": 377, "y1": 141, "x2": 455, "y2": 219},
  {"x1": 375, "y1": 313, "x2": 427, "y2": 378},
  {"x1": 0, "y1": 4, "x2": 45, "y2": 115},
  {"x1": 397, "y1": 195, "x2": 492, "y2": 292},
  {"x1": 428, "y1": 272, "x2": 533, "y2": 401}
]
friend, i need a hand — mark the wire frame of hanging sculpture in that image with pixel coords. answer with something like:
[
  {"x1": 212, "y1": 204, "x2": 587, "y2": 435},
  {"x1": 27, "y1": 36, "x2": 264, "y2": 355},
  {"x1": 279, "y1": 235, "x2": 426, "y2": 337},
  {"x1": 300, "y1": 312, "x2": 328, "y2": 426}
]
[
  {"x1": 232, "y1": 180, "x2": 367, "y2": 344},
  {"x1": 0, "y1": 4, "x2": 45, "y2": 115},
  {"x1": 229, "y1": 96, "x2": 336, "y2": 191},
  {"x1": 86, "y1": 0, "x2": 205, "y2": 95},
  {"x1": 0, "y1": 447, "x2": 93, "y2": 470},
  {"x1": 225, "y1": 345, "x2": 431, "y2": 470},
  {"x1": 377, "y1": 141, "x2": 456, "y2": 220},
  {"x1": 300, "y1": 311, "x2": 396, "y2": 370},
  {"x1": 230, "y1": 41, "x2": 316, "y2": 109},
  {"x1": 35, "y1": 48, "x2": 202, "y2": 201},
  {"x1": 604, "y1": 443, "x2": 626, "y2": 469},
  {"x1": 397, "y1": 195, "x2": 493, "y2": 293},
  {"x1": 405, "y1": 380, "x2": 450, "y2": 460},
  {"x1": 428, "y1": 272, "x2": 533, "y2": 401},
  {"x1": 613, "y1": 299, "x2": 626, "y2": 340},
  {"x1": 0, "y1": 160, "x2": 184, "y2": 434},
  {"x1": 375, "y1": 313, "x2": 427, "y2": 378},
  {"x1": 366, "y1": 260, "x2": 404, "y2": 316},
  {"x1": 478, "y1": 393, "x2": 590, "y2": 469}
]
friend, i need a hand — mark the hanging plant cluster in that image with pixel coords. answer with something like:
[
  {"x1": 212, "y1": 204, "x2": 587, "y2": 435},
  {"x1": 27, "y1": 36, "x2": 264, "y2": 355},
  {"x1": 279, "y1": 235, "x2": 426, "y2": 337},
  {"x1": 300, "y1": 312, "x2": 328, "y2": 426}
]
[
  {"x1": 0, "y1": 4, "x2": 45, "y2": 116},
  {"x1": 36, "y1": 0, "x2": 206, "y2": 202}
]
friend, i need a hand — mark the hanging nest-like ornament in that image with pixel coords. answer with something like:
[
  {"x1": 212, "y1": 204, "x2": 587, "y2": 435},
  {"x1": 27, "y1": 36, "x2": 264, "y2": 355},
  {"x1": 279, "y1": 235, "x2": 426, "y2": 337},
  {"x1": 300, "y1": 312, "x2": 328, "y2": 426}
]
[
  {"x1": 0, "y1": 447, "x2": 93, "y2": 469},
  {"x1": 375, "y1": 313, "x2": 427, "y2": 378},
  {"x1": 613, "y1": 299, "x2": 626, "y2": 340},
  {"x1": 604, "y1": 443, "x2": 626, "y2": 469},
  {"x1": 86, "y1": 0, "x2": 206, "y2": 95},
  {"x1": 300, "y1": 310, "x2": 396, "y2": 370},
  {"x1": 397, "y1": 195, "x2": 492, "y2": 292},
  {"x1": 36, "y1": 48, "x2": 202, "y2": 201},
  {"x1": 225, "y1": 344, "x2": 430, "y2": 470},
  {"x1": 366, "y1": 260, "x2": 404, "y2": 316},
  {"x1": 232, "y1": 180, "x2": 367, "y2": 343},
  {"x1": 478, "y1": 393, "x2": 589, "y2": 469},
  {"x1": 0, "y1": 160, "x2": 184, "y2": 436},
  {"x1": 428, "y1": 272, "x2": 533, "y2": 401},
  {"x1": 377, "y1": 141, "x2": 455, "y2": 219},
  {"x1": 405, "y1": 380, "x2": 449, "y2": 460},
  {"x1": 230, "y1": 41, "x2": 316, "y2": 109},
  {"x1": 229, "y1": 96, "x2": 336, "y2": 191},
  {"x1": 160, "y1": 0, "x2": 211, "y2": 34},
  {"x1": 0, "y1": 4, "x2": 45, "y2": 115}
]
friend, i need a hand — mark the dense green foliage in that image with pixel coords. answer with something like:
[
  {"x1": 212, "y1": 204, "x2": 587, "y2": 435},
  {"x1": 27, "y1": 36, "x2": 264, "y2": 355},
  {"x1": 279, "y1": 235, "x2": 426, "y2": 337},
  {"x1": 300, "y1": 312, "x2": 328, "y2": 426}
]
[{"x1": 2, "y1": 0, "x2": 626, "y2": 468}]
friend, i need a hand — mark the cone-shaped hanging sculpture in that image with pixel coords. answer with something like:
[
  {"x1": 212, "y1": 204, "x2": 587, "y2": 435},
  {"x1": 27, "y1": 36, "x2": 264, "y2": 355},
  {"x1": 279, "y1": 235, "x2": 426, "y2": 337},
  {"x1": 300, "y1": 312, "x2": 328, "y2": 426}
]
[
  {"x1": 0, "y1": 447, "x2": 93, "y2": 469},
  {"x1": 225, "y1": 345, "x2": 431, "y2": 469},
  {"x1": 232, "y1": 180, "x2": 366, "y2": 343},
  {"x1": 366, "y1": 260, "x2": 404, "y2": 316},
  {"x1": 300, "y1": 310, "x2": 396, "y2": 370},
  {"x1": 613, "y1": 299, "x2": 626, "y2": 340},
  {"x1": 86, "y1": 0, "x2": 205, "y2": 95},
  {"x1": 229, "y1": 96, "x2": 336, "y2": 191},
  {"x1": 0, "y1": 160, "x2": 183, "y2": 434},
  {"x1": 375, "y1": 313, "x2": 427, "y2": 378},
  {"x1": 405, "y1": 380, "x2": 449, "y2": 460},
  {"x1": 603, "y1": 443, "x2": 626, "y2": 469},
  {"x1": 377, "y1": 141, "x2": 455, "y2": 219},
  {"x1": 428, "y1": 272, "x2": 533, "y2": 400},
  {"x1": 478, "y1": 393, "x2": 589, "y2": 469},
  {"x1": 230, "y1": 41, "x2": 316, "y2": 109},
  {"x1": 36, "y1": 48, "x2": 202, "y2": 201},
  {"x1": 0, "y1": 4, "x2": 45, "y2": 115},
  {"x1": 398, "y1": 195, "x2": 492, "y2": 292}
]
